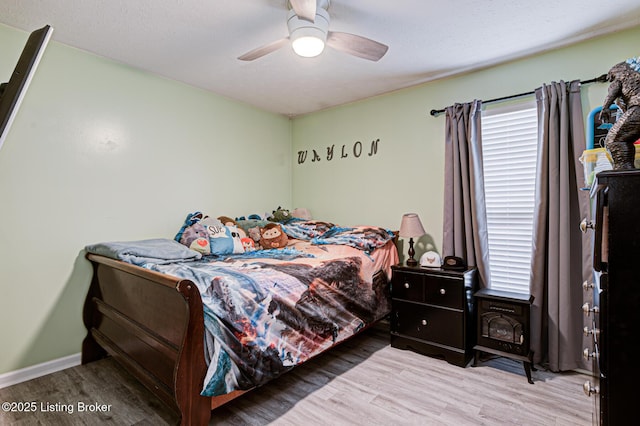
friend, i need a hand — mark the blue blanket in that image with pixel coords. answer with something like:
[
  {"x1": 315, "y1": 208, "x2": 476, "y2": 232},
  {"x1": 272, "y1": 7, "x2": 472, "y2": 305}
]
[
  {"x1": 85, "y1": 238, "x2": 202, "y2": 266},
  {"x1": 282, "y1": 221, "x2": 395, "y2": 253}
]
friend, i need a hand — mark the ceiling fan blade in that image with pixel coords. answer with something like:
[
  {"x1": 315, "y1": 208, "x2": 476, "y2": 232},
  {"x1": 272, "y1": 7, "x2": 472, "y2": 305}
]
[
  {"x1": 326, "y1": 31, "x2": 389, "y2": 62},
  {"x1": 238, "y1": 37, "x2": 290, "y2": 61},
  {"x1": 289, "y1": 0, "x2": 316, "y2": 22}
]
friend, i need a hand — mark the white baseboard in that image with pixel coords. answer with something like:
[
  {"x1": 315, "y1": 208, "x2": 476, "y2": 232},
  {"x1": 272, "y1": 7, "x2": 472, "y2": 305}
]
[{"x1": 0, "y1": 353, "x2": 82, "y2": 389}]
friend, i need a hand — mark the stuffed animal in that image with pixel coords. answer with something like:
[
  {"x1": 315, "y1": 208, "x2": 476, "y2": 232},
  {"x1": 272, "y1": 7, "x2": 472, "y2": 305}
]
[
  {"x1": 259, "y1": 223, "x2": 288, "y2": 249},
  {"x1": 175, "y1": 211, "x2": 206, "y2": 242},
  {"x1": 200, "y1": 216, "x2": 223, "y2": 228},
  {"x1": 205, "y1": 223, "x2": 245, "y2": 254},
  {"x1": 241, "y1": 237, "x2": 256, "y2": 252},
  {"x1": 216, "y1": 216, "x2": 247, "y2": 239},
  {"x1": 218, "y1": 216, "x2": 238, "y2": 226},
  {"x1": 269, "y1": 206, "x2": 291, "y2": 223},
  {"x1": 175, "y1": 211, "x2": 213, "y2": 254},
  {"x1": 178, "y1": 222, "x2": 211, "y2": 254},
  {"x1": 248, "y1": 226, "x2": 262, "y2": 243}
]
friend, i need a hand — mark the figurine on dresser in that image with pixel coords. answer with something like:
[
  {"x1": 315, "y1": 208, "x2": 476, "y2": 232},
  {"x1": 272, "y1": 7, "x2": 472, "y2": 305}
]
[{"x1": 599, "y1": 57, "x2": 640, "y2": 170}]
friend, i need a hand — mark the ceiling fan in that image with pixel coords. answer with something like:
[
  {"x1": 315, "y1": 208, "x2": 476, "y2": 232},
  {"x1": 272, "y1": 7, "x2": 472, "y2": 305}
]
[{"x1": 238, "y1": 0, "x2": 388, "y2": 62}]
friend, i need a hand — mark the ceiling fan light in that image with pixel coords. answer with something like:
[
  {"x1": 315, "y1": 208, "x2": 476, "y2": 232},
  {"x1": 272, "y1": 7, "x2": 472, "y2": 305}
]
[
  {"x1": 287, "y1": 7, "x2": 330, "y2": 58},
  {"x1": 292, "y1": 35, "x2": 325, "y2": 57}
]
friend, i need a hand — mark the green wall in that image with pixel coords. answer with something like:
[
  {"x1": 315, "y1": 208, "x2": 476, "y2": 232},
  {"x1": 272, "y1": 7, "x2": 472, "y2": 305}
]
[
  {"x1": 0, "y1": 23, "x2": 292, "y2": 374},
  {"x1": 292, "y1": 25, "x2": 640, "y2": 262},
  {"x1": 1, "y1": 21, "x2": 639, "y2": 376}
]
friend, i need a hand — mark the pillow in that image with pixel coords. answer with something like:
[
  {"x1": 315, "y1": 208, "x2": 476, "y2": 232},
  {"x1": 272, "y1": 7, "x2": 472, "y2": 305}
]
[
  {"x1": 202, "y1": 223, "x2": 245, "y2": 255},
  {"x1": 176, "y1": 212, "x2": 244, "y2": 255}
]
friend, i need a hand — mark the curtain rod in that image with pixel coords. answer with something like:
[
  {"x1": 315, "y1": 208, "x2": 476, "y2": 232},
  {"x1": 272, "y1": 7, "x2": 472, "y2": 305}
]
[{"x1": 429, "y1": 74, "x2": 608, "y2": 117}]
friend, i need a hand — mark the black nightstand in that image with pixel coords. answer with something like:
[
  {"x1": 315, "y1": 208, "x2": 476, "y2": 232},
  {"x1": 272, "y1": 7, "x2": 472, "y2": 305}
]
[{"x1": 389, "y1": 265, "x2": 477, "y2": 367}]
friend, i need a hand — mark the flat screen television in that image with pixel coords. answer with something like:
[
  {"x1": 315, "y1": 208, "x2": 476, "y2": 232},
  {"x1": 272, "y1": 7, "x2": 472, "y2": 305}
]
[{"x1": 0, "y1": 24, "x2": 53, "y2": 150}]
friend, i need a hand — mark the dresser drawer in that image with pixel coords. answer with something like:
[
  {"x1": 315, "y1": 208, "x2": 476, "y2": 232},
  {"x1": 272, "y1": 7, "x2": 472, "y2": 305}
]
[
  {"x1": 392, "y1": 301, "x2": 463, "y2": 348},
  {"x1": 391, "y1": 271, "x2": 424, "y2": 301},
  {"x1": 424, "y1": 275, "x2": 463, "y2": 309}
]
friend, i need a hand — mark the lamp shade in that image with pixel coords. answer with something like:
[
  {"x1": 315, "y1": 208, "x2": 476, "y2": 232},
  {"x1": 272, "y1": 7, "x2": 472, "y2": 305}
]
[{"x1": 399, "y1": 213, "x2": 426, "y2": 238}]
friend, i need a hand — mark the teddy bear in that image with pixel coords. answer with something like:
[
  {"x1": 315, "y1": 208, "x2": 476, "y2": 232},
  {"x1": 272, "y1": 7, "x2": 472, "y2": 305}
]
[
  {"x1": 247, "y1": 226, "x2": 263, "y2": 248},
  {"x1": 259, "y1": 223, "x2": 288, "y2": 249}
]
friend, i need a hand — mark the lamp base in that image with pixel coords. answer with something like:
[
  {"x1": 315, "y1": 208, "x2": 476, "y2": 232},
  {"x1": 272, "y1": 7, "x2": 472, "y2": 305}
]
[{"x1": 406, "y1": 237, "x2": 417, "y2": 267}]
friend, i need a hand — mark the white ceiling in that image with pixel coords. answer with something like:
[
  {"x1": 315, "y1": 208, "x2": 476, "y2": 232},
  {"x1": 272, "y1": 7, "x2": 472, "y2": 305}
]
[{"x1": 1, "y1": 1, "x2": 640, "y2": 117}]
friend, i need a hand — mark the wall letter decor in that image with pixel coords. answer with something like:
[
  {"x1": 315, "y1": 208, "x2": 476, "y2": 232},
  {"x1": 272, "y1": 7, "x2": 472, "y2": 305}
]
[
  {"x1": 297, "y1": 138, "x2": 381, "y2": 165},
  {"x1": 327, "y1": 144, "x2": 334, "y2": 161},
  {"x1": 353, "y1": 141, "x2": 362, "y2": 157}
]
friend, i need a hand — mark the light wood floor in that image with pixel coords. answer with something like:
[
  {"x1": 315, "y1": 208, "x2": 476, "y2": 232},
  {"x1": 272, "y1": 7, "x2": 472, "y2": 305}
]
[{"x1": 0, "y1": 322, "x2": 595, "y2": 425}]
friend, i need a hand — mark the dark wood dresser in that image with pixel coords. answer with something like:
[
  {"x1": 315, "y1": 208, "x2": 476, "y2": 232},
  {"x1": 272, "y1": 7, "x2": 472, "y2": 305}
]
[
  {"x1": 389, "y1": 265, "x2": 477, "y2": 367},
  {"x1": 585, "y1": 170, "x2": 640, "y2": 425}
]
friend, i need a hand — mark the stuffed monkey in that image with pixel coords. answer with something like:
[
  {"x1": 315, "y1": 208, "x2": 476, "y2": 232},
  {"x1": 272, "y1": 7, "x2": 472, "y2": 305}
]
[{"x1": 259, "y1": 223, "x2": 288, "y2": 249}]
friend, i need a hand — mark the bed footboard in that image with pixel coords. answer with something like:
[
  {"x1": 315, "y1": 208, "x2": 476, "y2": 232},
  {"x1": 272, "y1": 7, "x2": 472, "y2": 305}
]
[{"x1": 82, "y1": 254, "x2": 211, "y2": 425}]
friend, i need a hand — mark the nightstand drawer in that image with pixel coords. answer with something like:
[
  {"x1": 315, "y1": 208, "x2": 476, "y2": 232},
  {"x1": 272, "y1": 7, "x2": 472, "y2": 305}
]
[
  {"x1": 424, "y1": 275, "x2": 463, "y2": 310},
  {"x1": 391, "y1": 271, "x2": 424, "y2": 301},
  {"x1": 392, "y1": 301, "x2": 463, "y2": 348}
]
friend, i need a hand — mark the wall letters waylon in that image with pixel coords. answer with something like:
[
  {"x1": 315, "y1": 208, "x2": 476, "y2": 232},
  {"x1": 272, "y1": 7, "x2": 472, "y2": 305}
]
[{"x1": 297, "y1": 138, "x2": 380, "y2": 165}]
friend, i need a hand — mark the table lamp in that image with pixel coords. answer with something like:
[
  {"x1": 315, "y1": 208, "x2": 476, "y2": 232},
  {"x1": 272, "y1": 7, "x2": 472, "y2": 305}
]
[{"x1": 399, "y1": 213, "x2": 426, "y2": 267}]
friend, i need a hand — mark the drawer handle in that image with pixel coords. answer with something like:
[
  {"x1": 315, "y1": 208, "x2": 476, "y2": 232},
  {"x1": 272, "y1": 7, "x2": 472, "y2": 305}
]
[
  {"x1": 580, "y1": 218, "x2": 595, "y2": 233},
  {"x1": 582, "y1": 280, "x2": 594, "y2": 291},
  {"x1": 582, "y1": 348, "x2": 598, "y2": 361},
  {"x1": 582, "y1": 302, "x2": 599, "y2": 316},
  {"x1": 583, "y1": 326, "x2": 600, "y2": 337},
  {"x1": 583, "y1": 381, "x2": 599, "y2": 397},
  {"x1": 421, "y1": 319, "x2": 428, "y2": 326},
  {"x1": 439, "y1": 288, "x2": 446, "y2": 295},
  {"x1": 404, "y1": 282, "x2": 410, "y2": 289}
]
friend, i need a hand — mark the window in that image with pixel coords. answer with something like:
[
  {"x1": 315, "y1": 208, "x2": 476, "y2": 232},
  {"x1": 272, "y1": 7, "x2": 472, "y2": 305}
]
[{"x1": 481, "y1": 102, "x2": 538, "y2": 294}]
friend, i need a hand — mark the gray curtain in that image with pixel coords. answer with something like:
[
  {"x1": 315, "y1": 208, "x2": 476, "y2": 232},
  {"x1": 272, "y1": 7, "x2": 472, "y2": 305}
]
[
  {"x1": 443, "y1": 100, "x2": 492, "y2": 288},
  {"x1": 530, "y1": 80, "x2": 592, "y2": 370}
]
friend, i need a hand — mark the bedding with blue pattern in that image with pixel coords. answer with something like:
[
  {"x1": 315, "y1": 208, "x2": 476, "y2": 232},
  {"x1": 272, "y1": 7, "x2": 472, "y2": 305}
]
[{"x1": 87, "y1": 226, "x2": 398, "y2": 397}]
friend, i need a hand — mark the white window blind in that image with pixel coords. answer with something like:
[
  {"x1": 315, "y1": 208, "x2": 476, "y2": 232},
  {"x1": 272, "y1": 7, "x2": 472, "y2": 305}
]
[{"x1": 481, "y1": 102, "x2": 538, "y2": 295}]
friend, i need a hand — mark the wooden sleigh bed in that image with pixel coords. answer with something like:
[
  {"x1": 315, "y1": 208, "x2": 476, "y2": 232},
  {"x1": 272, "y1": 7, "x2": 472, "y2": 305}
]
[{"x1": 81, "y1": 219, "x2": 398, "y2": 425}]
